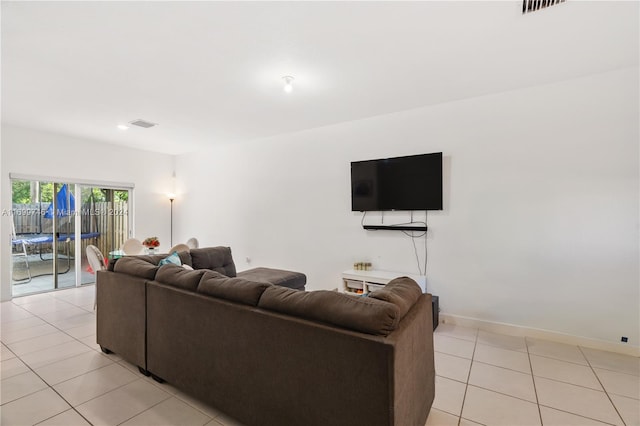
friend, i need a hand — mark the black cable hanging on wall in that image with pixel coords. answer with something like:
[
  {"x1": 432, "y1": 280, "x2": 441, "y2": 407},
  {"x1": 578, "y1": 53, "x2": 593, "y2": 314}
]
[{"x1": 362, "y1": 211, "x2": 429, "y2": 275}]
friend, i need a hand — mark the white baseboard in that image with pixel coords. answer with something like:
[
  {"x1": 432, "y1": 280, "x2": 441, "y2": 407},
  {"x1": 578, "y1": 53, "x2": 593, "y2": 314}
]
[{"x1": 440, "y1": 313, "x2": 640, "y2": 357}]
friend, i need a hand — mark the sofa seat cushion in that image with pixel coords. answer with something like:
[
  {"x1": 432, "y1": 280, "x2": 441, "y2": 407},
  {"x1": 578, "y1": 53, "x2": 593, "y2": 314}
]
[
  {"x1": 155, "y1": 264, "x2": 208, "y2": 292},
  {"x1": 197, "y1": 271, "x2": 271, "y2": 306},
  {"x1": 190, "y1": 247, "x2": 236, "y2": 277},
  {"x1": 237, "y1": 267, "x2": 306, "y2": 290},
  {"x1": 258, "y1": 286, "x2": 414, "y2": 336}
]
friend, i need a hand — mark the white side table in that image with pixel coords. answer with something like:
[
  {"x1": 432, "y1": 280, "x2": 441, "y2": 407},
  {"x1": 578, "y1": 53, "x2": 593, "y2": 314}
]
[{"x1": 341, "y1": 269, "x2": 426, "y2": 295}]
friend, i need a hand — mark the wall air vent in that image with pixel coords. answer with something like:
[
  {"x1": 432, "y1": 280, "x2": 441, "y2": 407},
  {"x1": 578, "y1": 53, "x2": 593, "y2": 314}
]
[
  {"x1": 129, "y1": 119, "x2": 158, "y2": 128},
  {"x1": 523, "y1": 0, "x2": 565, "y2": 14}
]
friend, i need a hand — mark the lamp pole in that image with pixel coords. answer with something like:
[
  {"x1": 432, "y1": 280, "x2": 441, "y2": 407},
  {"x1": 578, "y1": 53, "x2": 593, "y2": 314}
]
[{"x1": 169, "y1": 197, "x2": 174, "y2": 247}]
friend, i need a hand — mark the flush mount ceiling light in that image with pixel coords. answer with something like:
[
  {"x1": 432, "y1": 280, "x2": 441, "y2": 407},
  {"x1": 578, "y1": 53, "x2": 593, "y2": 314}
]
[
  {"x1": 282, "y1": 76, "x2": 294, "y2": 93},
  {"x1": 117, "y1": 124, "x2": 129, "y2": 130},
  {"x1": 129, "y1": 119, "x2": 158, "y2": 128}
]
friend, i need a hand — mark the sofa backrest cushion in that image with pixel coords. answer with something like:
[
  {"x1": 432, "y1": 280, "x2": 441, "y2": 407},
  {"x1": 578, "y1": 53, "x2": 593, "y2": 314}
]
[
  {"x1": 190, "y1": 247, "x2": 236, "y2": 277},
  {"x1": 113, "y1": 256, "x2": 164, "y2": 280},
  {"x1": 197, "y1": 271, "x2": 270, "y2": 306},
  {"x1": 258, "y1": 286, "x2": 417, "y2": 336},
  {"x1": 108, "y1": 251, "x2": 192, "y2": 272},
  {"x1": 368, "y1": 277, "x2": 423, "y2": 320},
  {"x1": 155, "y1": 264, "x2": 208, "y2": 292},
  {"x1": 112, "y1": 256, "x2": 160, "y2": 280}
]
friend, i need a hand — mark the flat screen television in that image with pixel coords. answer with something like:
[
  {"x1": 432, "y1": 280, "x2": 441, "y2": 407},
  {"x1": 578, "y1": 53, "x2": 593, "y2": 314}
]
[{"x1": 351, "y1": 152, "x2": 442, "y2": 211}]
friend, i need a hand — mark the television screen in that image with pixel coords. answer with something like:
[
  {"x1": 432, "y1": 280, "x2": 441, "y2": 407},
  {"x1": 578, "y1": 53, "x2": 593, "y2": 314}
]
[{"x1": 351, "y1": 152, "x2": 442, "y2": 211}]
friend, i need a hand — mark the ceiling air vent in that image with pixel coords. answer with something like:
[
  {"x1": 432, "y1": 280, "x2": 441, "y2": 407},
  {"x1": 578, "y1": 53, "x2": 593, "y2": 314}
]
[
  {"x1": 523, "y1": 0, "x2": 565, "y2": 14},
  {"x1": 129, "y1": 119, "x2": 158, "y2": 128}
]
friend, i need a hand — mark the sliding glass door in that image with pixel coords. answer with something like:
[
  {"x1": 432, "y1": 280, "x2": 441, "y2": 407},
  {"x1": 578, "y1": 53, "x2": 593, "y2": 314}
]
[
  {"x1": 79, "y1": 186, "x2": 130, "y2": 285},
  {"x1": 10, "y1": 177, "x2": 131, "y2": 296}
]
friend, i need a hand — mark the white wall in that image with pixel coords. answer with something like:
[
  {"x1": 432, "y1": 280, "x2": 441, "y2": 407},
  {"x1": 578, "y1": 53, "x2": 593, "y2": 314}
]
[
  {"x1": 176, "y1": 67, "x2": 639, "y2": 348},
  {"x1": 1, "y1": 125, "x2": 174, "y2": 301}
]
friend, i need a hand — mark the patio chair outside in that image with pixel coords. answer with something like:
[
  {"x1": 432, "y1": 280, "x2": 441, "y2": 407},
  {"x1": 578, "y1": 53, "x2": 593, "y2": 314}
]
[
  {"x1": 122, "y1": 238, "x2": 144, "y2": 255},
  {"x1": 169, "y1": 243, "x2": 190, "y2": 254}
]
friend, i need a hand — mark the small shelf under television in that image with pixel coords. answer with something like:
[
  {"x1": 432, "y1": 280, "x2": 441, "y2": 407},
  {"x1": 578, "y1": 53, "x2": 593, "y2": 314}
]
[{"x1": 342, "y1": 269, "x2": 427, "y2": 295}]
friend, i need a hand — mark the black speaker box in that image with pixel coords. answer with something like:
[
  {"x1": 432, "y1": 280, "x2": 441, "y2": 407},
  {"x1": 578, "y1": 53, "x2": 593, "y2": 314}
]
[{"x1": 432, "y1": 295, "x2": 439, "y2": 330}]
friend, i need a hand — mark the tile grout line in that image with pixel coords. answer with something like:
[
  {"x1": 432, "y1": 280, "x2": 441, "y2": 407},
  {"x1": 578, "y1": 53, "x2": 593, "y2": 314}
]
[
  {"x1": 584, "y1": 364, "x2": 640, "y2": 379},
  {"x1": 462, "y1": 383, "x2": 538, "y2": 408},
  {"x1": 439, "y1": 330, "x2": 528, "y2": 354},
  {"x1": 2, "y1": 324, "x2": 66, "y2": 346},
  {"x1": 3, "y1": 289, "x2": 194, "y2": 425},
  {"x1": 5, "y1": 293, "x2": 132, "y2": 424},
  {"x1": 443, "y1": 333, "x2": 623, "y2": 425},
  {"x1": 7, "y1": 292, "x2": 636, "y2": 426},
  {"x1": 4, "y1": 292, "x2": 105, "y2": 425},
  {"x1": 142, "y1": 376, "x2": 226, "y2": 422},
  {"x1": 518, "y1": 341, "x2": 637, "y2": 390},
  {"x1": 11, "y1": 350, "x2": 96, "y2": 426},
  {"x1": 0, "y1": 375, "x2": 49, "y2": 407},
  {"x1": 456, "y1": 328, "x2": 479, "y2": 426},
  {"x1": 113, "y1": 387, "x2": 174, "y2": 426},
  {"x1": 525, "y1": 337, "x2": 544, "y2": 425},
  {"x1": 577, "y1": 346, "x2": 628, "y2": 426},
  {"x1": 536, "y1": 403, "x2": 620, "y2": 426},
  {"x1": 466, "y1": 357, "x2": 532, "y2": 376},
  {"x1": 3, "y1": 320, "x2": 93, "y2": 348},
  {"x1": 9, "y1": 289, "x2": 189, "y2": 425},
  {"x1": 527, "y1": 339, "x2": 627, "y2": 426},
  {"x1": 2, "y1": 321, "x2": 97, "y2": 370},
  {"x1": 529, "y1": 372, "x2": 616, "y2": 393},
  {"x1": 528, "y1": 351, "x2": 596, "y2": 368},
  {"x1": 439, "y1": 352, "x2": 621, "y2": 396}
]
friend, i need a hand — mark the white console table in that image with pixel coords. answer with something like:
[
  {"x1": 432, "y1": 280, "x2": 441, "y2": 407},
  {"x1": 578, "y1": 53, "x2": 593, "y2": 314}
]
[{"x1": 342, "y1": 269, "x2": 426, "y2": 295}]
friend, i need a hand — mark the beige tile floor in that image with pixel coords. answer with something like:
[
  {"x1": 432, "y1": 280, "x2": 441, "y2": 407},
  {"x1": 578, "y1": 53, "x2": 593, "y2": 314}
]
[{"x1": 1, "y1": 286, "x2": 639, "y2": 426}]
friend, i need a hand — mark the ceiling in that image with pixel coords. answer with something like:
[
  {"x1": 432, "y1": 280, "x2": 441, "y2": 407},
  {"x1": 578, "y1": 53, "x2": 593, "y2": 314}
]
[{"x1": 2, "y1": 1, "x2": 638, "y2": 155}]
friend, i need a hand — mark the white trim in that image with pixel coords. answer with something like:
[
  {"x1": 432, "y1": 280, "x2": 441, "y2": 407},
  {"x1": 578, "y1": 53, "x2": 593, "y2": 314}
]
[
  {"x1": 128, "y1": 189, "x2": 135, "y2": 238},
  {"x1": 440, "y1": 313, "x2": 640, "y2": 357},
  {"x1": 9, "y1": 173, "x2": 134, "y2": 190},
  {"x1": 74, "y1": 183, "x2": 82, "y2": 288}
]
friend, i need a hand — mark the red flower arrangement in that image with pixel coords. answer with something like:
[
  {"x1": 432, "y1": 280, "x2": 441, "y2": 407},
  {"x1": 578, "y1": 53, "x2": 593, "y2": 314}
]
[{"x1": 142, "y1": 237, "x2": 160, "y2": 248}]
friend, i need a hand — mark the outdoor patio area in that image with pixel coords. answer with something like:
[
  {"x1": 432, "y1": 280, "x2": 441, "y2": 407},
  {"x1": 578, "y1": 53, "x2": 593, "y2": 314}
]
[{"x1": 11, "y1": 255, "x2": 96, "y2": 297}]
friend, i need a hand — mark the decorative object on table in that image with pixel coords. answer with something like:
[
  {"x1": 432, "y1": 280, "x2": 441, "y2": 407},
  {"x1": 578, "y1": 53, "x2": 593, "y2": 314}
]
[
  {"x1": 142, "y1": 237, "x2": 160, "y2": 254},
  {"x1": 353, "y1": 261, "x2": 372, "y2": 271}
]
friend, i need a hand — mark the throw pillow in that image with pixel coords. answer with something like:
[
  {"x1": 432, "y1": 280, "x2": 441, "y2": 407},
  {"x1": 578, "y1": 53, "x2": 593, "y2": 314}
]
[
  {"x1": 182, "y1": 264, "x2": 194, "y2": 270},
  {"x1": 159, "y1": 251, "x2": 182, "y2": 266}
]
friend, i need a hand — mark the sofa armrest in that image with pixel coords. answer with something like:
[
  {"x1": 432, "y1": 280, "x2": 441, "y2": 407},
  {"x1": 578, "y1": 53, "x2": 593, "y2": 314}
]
[{"x1": 96, "y1": 270, "x2": 147, "y2": 369}]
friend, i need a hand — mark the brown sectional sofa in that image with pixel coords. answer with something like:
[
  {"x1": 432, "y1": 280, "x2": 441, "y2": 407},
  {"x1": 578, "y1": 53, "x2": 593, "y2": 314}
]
[
  {"x1": 97, "y1": 247, "x2": 435, "y2": 426},
  {"x1": 97, "y1": 247, "x2": 305, "y2": 371}
]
